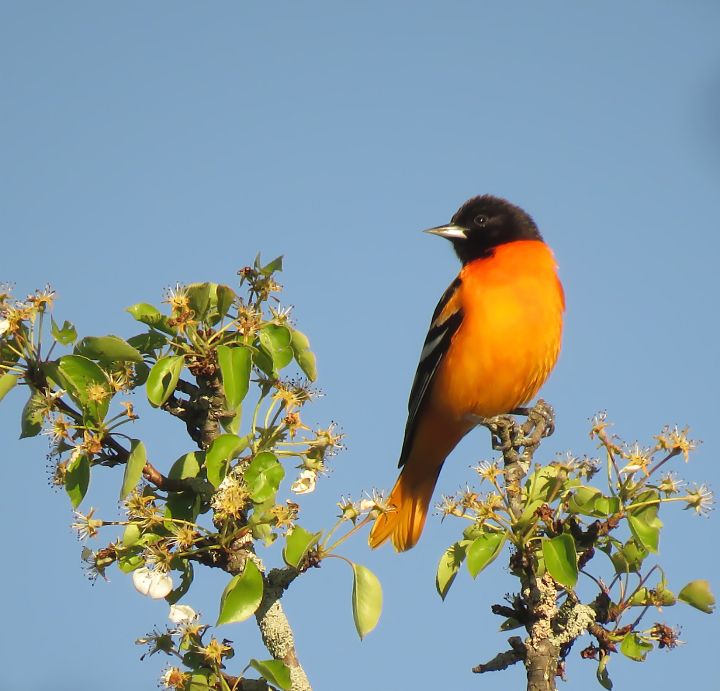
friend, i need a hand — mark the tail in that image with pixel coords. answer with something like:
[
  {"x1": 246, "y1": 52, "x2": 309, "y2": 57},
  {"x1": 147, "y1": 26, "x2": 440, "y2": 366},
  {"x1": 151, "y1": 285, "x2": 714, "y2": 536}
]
[
  {"x1": 368, "y1": 460, "x2": 440, "y2": 551},
  {"x1": 370, "y1": 408, "x2": 470, "y2": 551}
]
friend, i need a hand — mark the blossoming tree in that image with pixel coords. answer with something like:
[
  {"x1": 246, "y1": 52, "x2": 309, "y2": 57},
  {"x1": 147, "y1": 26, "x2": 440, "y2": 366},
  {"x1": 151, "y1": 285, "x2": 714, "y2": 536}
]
[
  {"x1": 0, "y1": 258, "x2": 713, "y2": 691},
  {"x1": 0, "y1": 257, "x2": 382, "y2": 691}
]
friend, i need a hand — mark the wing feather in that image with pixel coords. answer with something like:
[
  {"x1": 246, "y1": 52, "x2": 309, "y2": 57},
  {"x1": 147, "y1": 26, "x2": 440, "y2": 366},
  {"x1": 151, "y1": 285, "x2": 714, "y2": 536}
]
[{"x1": 398, "y1": 276, "x2": 464, "y2": 468}]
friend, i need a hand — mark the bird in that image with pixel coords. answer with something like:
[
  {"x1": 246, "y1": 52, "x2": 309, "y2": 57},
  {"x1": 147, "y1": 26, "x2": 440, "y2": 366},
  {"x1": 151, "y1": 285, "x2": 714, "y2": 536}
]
[{"x1": 368, "y1": 194, "x2": 565, "y2": 551}]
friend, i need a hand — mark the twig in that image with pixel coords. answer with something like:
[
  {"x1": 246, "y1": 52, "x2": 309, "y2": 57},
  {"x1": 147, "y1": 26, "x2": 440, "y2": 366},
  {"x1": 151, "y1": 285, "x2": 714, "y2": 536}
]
[{"x1": 473, "y1": 636, "x2": 525, "y2": 673}]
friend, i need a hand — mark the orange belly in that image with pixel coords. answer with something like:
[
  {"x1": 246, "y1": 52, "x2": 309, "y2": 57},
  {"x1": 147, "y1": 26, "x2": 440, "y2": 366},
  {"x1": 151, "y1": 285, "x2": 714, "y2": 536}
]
[{"x1": 432, "y1": 240, "x2": 564, "y2": 420}]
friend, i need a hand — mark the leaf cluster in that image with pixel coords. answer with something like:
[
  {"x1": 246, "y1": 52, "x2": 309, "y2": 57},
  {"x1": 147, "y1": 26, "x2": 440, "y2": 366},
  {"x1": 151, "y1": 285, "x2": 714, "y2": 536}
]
[
  {"x1": 0, "y1": 258, "x2": 382, "y2": 690},
  {"x1": 436, "y1": 412, "x2": 714, "y2": 688}
]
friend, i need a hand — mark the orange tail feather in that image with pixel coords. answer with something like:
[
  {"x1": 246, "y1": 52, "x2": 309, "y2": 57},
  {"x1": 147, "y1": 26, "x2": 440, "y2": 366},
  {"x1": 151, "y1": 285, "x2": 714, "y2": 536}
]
[
  {"x1": 370, "y1": 410, "x2": 469, "y2": 551},
  {"x1": 369, "y1": 455, "x2": 443, "y2": 552}
]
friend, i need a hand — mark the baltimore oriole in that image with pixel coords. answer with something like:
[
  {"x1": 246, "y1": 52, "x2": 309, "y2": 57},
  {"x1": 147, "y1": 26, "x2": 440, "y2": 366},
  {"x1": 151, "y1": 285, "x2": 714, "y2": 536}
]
[{"x1": 369, "y1": 195, "x2": 565, "y2": 551}]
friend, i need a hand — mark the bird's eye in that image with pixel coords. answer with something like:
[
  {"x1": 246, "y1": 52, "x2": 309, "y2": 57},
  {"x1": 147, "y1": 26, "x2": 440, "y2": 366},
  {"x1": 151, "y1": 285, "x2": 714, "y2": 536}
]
[{"x1": 474, "y1": 214, "x2": 489, "y2": 227}]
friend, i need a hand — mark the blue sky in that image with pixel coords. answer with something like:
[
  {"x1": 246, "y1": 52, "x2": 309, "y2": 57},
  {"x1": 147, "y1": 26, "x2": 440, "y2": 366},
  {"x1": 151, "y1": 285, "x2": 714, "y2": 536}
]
[{"x1": 1, "y1": 2, "x2": 719, "y2": 689}]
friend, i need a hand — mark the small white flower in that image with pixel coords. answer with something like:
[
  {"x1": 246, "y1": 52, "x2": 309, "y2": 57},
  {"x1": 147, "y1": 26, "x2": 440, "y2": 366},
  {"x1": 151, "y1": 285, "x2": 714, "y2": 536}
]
[
  {"x1": 169, "y1": 604, "x2": 198, "y2": 624},
  {"x1": 0, "y1": 318, "x2": 9, "y2": 336},
  {"x1": 291, "y1": 469, "x2": 317, "y2": 494},
  {"x1": 133, "y1": 567, "x2": 173, "y2": 599}
]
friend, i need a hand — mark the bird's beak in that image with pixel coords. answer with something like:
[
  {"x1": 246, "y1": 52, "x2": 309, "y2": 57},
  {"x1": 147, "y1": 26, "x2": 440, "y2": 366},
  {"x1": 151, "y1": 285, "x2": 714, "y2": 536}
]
[{"x1": 423, "y1": 223, "x2": 467, "y2": 240}]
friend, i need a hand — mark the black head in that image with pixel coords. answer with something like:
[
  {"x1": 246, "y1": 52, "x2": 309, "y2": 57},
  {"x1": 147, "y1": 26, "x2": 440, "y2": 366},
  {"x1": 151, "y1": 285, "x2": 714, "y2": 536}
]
[{"x1": 425, "y1": 195, "x2": 542, "y2": 264}]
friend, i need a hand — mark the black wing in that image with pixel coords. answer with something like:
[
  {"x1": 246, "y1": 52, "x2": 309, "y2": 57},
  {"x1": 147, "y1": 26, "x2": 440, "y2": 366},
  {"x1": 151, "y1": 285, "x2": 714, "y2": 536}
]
[{"x1": 398, "y1": 276, "x2": 463, "y2": 468}]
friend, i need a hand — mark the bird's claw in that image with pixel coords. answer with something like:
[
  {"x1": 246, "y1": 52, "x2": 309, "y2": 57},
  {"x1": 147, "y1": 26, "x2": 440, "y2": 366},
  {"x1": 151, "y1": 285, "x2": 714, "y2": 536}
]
[{"x1": 528, "y1": 399, "x2": 555, "y2": 438}]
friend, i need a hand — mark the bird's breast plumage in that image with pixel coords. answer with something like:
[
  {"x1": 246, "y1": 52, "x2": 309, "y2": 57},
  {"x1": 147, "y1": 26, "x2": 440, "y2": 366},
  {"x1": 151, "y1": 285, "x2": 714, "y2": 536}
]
[{"x1": 433, "y1": 240, "x2": 564, "y2": 419}]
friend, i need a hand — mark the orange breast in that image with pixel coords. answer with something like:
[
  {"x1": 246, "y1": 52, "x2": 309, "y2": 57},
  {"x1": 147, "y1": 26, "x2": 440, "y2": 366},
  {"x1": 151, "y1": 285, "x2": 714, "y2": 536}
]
[{"x1": 433, "y1": 240, "x2": 564, "y2": 420}]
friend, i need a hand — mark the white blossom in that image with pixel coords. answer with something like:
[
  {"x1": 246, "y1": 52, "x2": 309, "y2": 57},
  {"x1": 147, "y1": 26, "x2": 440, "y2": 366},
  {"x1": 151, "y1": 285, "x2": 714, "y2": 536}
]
[
  {"x1": 291, "y1": 469, "x2": 317, "y2": 494},
  {"x1": 169, "y1": 604, "x2": 198, "y2": 624},
  {"x1": 133, "y1": 567, "x2": 173, "y2": 599}
]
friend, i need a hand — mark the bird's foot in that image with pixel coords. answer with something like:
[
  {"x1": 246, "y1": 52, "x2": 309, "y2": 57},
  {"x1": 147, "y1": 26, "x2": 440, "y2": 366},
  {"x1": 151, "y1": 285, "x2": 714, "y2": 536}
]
[
  {"x1": 470, "y1": 400, "x2": 556, "y2": 457},
  {"x1": 523, "y1": 399, "x2": 555, "y2": 440},
  {"x1": 468, "y1": 414, "x2": 516, "y2": 452}
]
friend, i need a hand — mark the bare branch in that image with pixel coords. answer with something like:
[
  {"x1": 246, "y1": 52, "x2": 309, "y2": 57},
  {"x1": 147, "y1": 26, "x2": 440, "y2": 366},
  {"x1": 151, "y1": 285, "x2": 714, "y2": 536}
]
[{"x1": 473, "y1": 636, "x2": 525, "y2": 673}]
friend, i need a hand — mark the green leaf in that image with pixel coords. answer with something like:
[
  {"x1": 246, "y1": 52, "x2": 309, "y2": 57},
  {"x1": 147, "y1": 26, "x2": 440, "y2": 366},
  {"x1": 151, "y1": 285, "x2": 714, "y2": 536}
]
[
  {"x1": 146, "y1": 355, "x2": 185, "y2": 407},
  {"x1": 466, "y1": 531, "x2": 507, "y2": 579},
  {"x1": 205, "y1": 434, "x2": 248, "y2": 488},
  {"x1": 567, "y1": 486, "x2": 602, "y2": 516},
  {"x1": 259, "y1": 255, "x2": 283, "y2": 276},
  {"x1": 296, "y1": 349, "x2": 318, "y2": 382},
  {"x1": 65, "y1": 454, "x2": 90, "y2": 508},
  {"x1": 290, "y1": 329, "x2": 310, "y2": 351},
  {"x1": 525, "y1": 464, "x2": 565, "y2": 503},
  {"x1": 215, "y1": 284, "x2": 236, "y2": 320},
  {"x1": 567, "y1": 487, "x2": 621, "y2": 518},
  {"x1": 462, "y1": 523, "x2": 486, "y2": 541},
  {"x1": 620, "y1": 632, "x2": 653, "y2": 661},
  {"x1": 20, "y1": 391, "x2": 44, "y2": 438},
  {"x1": 652, "y1": 583, "x2": 677, "y2": 607},
  {"x1": 283, "y1": 525, "x2": 321, "y2": 568},
  {"x1": 247, "y1": 498, "x2": 278, "y2": 547},
  {"x1": 55, "y1": 354, "x2": 111, "y2": 422},
  {"x1": 259, "y1": 325, "x2": 293, "y2": 372},
  {"x1": 75, "y1": 335, "x2": 143, "y2": 363},
  {"x1": 252, "y1": 346, "x2": 275, "y2": 377},
  {"x1": 251, "y1": 521, "x2": 276, "y2": 547},
  {"x1": 290, "y1": 329, "x2": 318, "y2": 381},
  {"x1": 132, "y1": 362, "x2": 151, "y2": 387},
  {"x1": 216, "y1": 560, "x2": 263, "y2": 625},
  {"x1": 436, "y1": 540, "x2": 470, "y2": 599},
  {"x1": 117, "y1": 550, "x2": 144, "y2": 573},
  {"x1": 608, "y1": 539, "x2": 646, "y2": 574},
  {"x1": 245, "y1": 451, "x2": 285, "y2": 503},
  {"x1": 627, "y1": 587, "x2": 651, "y2": 606},
  {"x1": 184, "y1": 283, "x2": 238, "y2": 326},
  {"x1": 628, "y1": 585, "x2": 676, "y2": 607},
  {"x1": 351, "y1": 563, "x2": 382, "y2": 639},
  {"x1": 126, "y1": 303, "x2": 176, "y2": 334},
  {"x1": 127, "y1": 331, "x2": 168, "y2": 355},
  {"x1": 628, "y1": 492, "x2": 662, "y2": 554},
  {"x1": 186, "y1": 283, "x2": 212, "y2": 321},
  {"x1": 165, "y1": 491, "x2": 202, "y2": 523},
  {"x1": 123, "y1": 523, "x2": 141, "y2": 547},
  {"x1": 678, "y1": 580, "x2": 715, "y2": 613},
  {"x1": 626, "y1": 516, "x2": 661, "y2": 553},
  {"x1": 542, "y1": 534, "x2": 578, "y2": 588},
  {"x1": 51, "y1": 318, "x2": 77, "y2": 345},
  {"x1": 120, "y1": 440, "x2": 147, "y2": 499},
  {"x1": 187, "y1": 672, "x2": 216, "y2": 691},
  {"x1": 169, "y1": 451, "x2": 203, "y2": 480},
  {"x1": 221, "y1": 403, "x2": 242, "y2": 435},
  {"x1": 515, "y1": 499, "x2": 545, "y2": 531},
  {"x1": 596, "y1": 654, "x2": 613, "y2": 689},
  {"x1": 248, "y1": 659, "x2": 291, "y2": 691},
  {"x1": 166, "y1": 560, "x2": 194, "y2": 605},
  {"x1": 594, "y1": 495, "x2": 621, "y2": 517},
  {"x1": 217, "y1": 345, "x2": 251, "y2": 408}
]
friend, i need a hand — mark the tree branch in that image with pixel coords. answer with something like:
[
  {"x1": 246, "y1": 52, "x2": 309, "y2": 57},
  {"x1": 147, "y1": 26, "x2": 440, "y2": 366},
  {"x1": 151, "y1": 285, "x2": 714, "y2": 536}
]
[
  {"x1": 479, "y1": 400, "x2": 555, "y2": 519},
  {"x1": 195, "y1": 367, "x2": 312, "y2": 691},
  {"x1": 473, "y1": 636, "x2": 525, "y2": 673},
  {"x1": 479, "y1": 401, "x2": 563, "y2": 691},
  {"x1": 225, "y1": 544, "x2": 310, "y2": 690}
]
